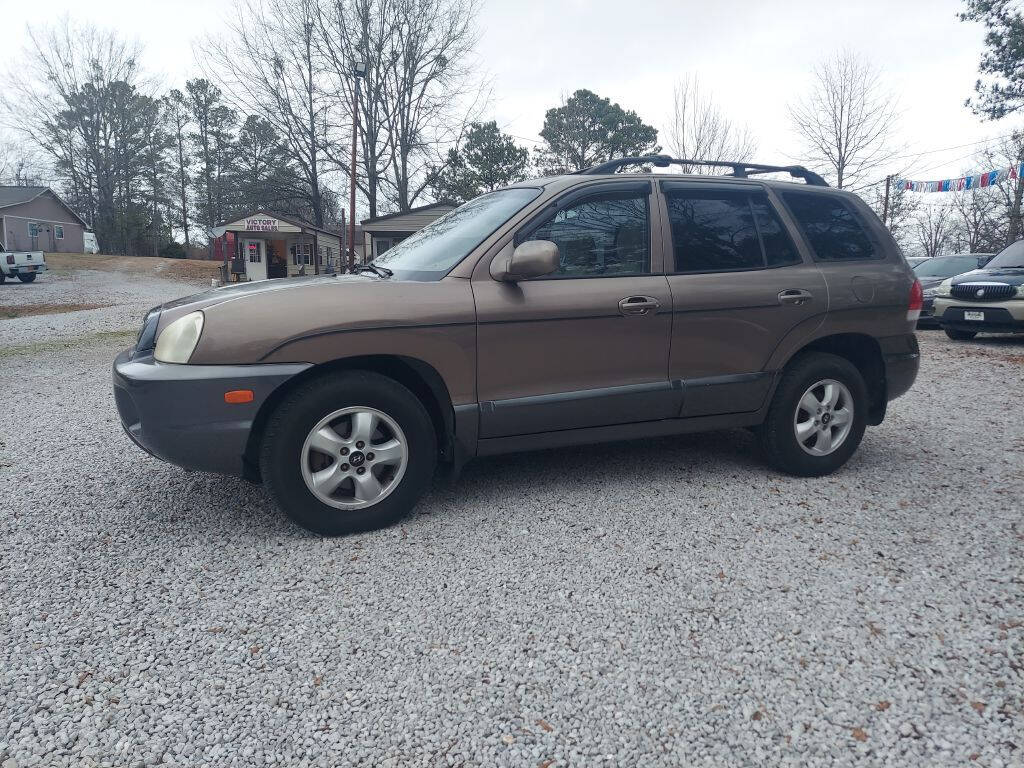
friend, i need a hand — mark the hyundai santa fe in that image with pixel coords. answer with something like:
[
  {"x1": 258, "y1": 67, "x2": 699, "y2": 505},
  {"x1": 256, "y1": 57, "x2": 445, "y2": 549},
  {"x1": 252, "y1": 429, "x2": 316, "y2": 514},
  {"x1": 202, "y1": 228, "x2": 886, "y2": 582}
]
[{"x1": 113, "y1": 155, "x2": 921, "y2": 535}]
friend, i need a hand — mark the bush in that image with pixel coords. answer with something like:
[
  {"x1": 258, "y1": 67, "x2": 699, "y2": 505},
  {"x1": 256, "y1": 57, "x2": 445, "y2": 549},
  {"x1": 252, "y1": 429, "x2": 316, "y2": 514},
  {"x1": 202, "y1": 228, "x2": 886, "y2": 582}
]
[{"x1": 159, "y1": 241, "x2": 186, "y2": 259}]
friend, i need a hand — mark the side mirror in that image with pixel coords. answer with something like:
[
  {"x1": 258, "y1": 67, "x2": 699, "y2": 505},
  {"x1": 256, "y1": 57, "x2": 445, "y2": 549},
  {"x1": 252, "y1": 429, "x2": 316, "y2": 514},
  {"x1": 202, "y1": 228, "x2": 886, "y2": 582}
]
[{"x1": 491, "y1": 240, "x2": 559, "y2": 282}]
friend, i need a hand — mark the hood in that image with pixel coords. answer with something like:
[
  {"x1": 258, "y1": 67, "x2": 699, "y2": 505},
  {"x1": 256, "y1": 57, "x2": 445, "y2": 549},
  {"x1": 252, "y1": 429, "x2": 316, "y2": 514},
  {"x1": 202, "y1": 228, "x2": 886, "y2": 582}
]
[
  {"x1": 918, "y1": 275, "x2": 948, "y2": 290},
  {"x1": 950, "y1": 267, "x2": 1024, "y2": 287},
  {"x1": 161, "y1": 274, "x2": 370, "y2": 313}
]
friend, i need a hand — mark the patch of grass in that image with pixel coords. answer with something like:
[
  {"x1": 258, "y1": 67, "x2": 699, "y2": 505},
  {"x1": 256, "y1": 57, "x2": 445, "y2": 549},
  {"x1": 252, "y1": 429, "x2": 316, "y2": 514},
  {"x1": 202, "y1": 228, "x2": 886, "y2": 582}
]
[
  {"x1": 0, "y1": 329, "x2": 136, "y2": 359},
  {"x1": 1, "y1": 302, "x2": 110, "y2": 319}
]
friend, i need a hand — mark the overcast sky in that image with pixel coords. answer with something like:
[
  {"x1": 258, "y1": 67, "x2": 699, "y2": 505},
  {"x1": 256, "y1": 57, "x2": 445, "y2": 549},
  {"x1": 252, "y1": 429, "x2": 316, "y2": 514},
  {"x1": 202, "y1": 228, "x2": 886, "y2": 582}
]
[{"x1": 1, "y1": 0, "x2": 1013, "y2": 187}]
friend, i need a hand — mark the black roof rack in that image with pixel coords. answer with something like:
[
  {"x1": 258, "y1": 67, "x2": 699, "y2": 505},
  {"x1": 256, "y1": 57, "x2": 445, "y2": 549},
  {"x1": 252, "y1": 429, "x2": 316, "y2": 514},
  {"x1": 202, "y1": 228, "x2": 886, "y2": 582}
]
[{"x1": 577, "y1": 154, "x2": 829, "y2": 187}]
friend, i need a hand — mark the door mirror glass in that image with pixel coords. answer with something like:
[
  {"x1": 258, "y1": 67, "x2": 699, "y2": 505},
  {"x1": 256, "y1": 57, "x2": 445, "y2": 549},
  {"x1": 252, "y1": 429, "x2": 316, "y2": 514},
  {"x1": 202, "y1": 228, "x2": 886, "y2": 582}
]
[{"x1": 492, "y1": 240, "x2": 560, "y2": 281}]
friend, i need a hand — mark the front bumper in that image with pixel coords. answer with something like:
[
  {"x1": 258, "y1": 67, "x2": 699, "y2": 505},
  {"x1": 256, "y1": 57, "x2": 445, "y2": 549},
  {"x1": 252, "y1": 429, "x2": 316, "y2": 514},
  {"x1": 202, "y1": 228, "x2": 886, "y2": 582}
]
[
  {"x1": 112, "y1": 348, "x2": 309, "y2": 477},
  {"x1": 934, "y1": 298, "x2": 1024, "y2": 334}
]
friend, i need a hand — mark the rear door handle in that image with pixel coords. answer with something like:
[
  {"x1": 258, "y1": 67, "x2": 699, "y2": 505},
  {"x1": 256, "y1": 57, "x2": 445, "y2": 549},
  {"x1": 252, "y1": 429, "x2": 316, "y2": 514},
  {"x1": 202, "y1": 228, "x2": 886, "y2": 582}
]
[
  {"x1": 778, "y1": 289, "x2": 813, "y2": 306},
  {"x1": 618, "y1": 295, "x2": 660, "y2": 316}
]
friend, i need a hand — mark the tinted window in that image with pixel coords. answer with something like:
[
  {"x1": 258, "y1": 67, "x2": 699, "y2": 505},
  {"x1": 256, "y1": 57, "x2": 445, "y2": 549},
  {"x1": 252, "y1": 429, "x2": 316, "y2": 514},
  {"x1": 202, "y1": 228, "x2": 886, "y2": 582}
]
[
  {"x1": 783, "y1": 192, "x2": 876, "y2": 261},
  {"x1": 751, "y1": 194, "x2": 801, "y2": 267},
  {"x1": 666, "y1": 190, "x2": 801, "y2": 272},
  {"x1": 527, "y1": 192, "x2": 649, "y2": 277}
]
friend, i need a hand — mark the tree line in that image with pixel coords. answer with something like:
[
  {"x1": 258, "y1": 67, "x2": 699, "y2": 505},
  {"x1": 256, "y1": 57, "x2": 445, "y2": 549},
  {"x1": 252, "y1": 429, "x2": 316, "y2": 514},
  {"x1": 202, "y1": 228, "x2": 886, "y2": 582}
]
[{"x1": 2, "y1": 0, "x2": 1024, "y2": 259}]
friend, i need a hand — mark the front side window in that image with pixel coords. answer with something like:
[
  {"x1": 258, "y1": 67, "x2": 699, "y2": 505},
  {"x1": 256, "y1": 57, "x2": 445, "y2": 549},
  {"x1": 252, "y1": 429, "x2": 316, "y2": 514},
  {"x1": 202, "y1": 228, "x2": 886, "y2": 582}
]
[
  {"x1": 666, "y1": 190, "x2": 801, "y2": 273},
  {"x1": 524, "y1": 191, "x2": 650, "y2": 278},
  {"x1": 54, "y1": 225, "x2": 65, "y2": 240},
  {"x1": 783, "y1": 191, "x2": 876, "y2": 261}
]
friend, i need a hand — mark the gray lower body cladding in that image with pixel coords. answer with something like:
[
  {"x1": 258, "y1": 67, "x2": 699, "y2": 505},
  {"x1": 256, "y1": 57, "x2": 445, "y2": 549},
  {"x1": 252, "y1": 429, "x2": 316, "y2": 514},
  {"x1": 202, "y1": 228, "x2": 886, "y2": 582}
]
[{"x1": 112, "y1": 349, "x2": 309, "y2": 477}]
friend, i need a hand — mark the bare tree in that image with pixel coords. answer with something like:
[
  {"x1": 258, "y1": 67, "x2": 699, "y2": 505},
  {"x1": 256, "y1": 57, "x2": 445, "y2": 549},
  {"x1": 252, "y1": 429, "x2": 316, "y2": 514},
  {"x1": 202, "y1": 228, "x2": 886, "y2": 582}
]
[
  {"x1": 201, "y1": 0, "x2": 335, "y2": 227},
  {"x1": 316, "y1": 0, "x2": 396, "y2": 220},
  {"x1": 667, "y1": 75, "x2": 756, "y2": 172},
  {"x1": 376, "y1": 0, "x2": 488, "y2": 211},
  {"x1": 977, "y1": 130, "x2": 1024, "y2": 245},
  {"x1": 788, "y1": 51, "x2": 899, "y2": 189},
  {"x1": 916, "y1": 204, "x2": 953, "y2": 258},
  {"x1": 867, "y1": 177, "x2": 918, "y2": 253},
  {"x1": 950, "y1": 184, "x2": 1003, "y2": 253}
]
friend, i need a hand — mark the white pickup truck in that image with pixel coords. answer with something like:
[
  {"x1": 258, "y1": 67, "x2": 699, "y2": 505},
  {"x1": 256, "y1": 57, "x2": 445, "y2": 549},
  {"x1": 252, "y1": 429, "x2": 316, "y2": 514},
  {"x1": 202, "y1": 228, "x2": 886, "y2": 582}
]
[{"x1": 0, "y1": 244, "x2": 46, "y2": 284}]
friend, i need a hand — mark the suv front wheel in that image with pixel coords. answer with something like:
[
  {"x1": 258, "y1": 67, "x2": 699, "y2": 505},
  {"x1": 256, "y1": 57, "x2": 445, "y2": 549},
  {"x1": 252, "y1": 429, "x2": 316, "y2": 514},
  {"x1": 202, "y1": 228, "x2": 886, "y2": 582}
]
[
  {"x1": 260, "y1": 371, "x2": 437, "y2": 535},
  {"x1": 759, "y1": 352, "x2": 867, "y2": 477}
]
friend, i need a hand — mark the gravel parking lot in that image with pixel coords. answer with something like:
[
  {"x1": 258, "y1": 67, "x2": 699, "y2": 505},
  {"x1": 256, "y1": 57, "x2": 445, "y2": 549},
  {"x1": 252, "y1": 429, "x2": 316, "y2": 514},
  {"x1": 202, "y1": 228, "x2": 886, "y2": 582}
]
[{"x1": 1, "y1": 268, "x2": 1022, "y2": 767}]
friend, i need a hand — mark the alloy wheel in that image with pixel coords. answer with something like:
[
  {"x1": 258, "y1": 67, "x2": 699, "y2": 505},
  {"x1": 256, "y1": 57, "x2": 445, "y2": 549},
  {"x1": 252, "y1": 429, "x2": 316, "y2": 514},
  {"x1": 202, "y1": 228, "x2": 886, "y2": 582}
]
[
  {"x1": 300, "y1": 406, "x2": 409, "y2": 510},
  {"x1": 793, "y1": 378, "x2": 854, "y2": 457}
]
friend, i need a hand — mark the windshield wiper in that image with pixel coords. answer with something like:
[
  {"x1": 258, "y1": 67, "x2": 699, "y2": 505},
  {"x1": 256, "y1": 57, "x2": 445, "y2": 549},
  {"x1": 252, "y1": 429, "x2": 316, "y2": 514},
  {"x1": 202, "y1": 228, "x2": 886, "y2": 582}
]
[{"x1": 355, "y1": 263, "x2": 393, "y2": 278}]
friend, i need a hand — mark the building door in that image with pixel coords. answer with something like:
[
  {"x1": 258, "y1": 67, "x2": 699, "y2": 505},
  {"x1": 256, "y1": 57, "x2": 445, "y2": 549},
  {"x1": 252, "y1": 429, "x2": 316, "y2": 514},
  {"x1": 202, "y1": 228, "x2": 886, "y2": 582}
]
[
  {"x1": 267, "y1": 239, "x2": 288, "y2": 278},
  {"x1": 243, "y1": 239, "x2": 267, "y2": 281},
  {"x1": 473, "y1": 181, "x2": 677, "y2": 439}
]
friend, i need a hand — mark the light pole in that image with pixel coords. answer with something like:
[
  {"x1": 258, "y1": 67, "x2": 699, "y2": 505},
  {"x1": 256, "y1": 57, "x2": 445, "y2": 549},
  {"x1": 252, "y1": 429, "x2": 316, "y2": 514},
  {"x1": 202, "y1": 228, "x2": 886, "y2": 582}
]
[{"x1": 348, "y1": 60, "x2": 367, "y2": 272}]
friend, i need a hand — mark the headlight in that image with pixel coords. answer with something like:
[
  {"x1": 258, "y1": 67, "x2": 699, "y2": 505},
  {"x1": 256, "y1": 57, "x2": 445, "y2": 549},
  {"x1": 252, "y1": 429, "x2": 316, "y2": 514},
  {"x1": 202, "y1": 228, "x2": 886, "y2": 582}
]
[
  {"x1": 154, "y1": 311, "x2": 204, "y2": 363},
  {"x1": 934, "y1": 279, "x2": 953, "y2": 297}
]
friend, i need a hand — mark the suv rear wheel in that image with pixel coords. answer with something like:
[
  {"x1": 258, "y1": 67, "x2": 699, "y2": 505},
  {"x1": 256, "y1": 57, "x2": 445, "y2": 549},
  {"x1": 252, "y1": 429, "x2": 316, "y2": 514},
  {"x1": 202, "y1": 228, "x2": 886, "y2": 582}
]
[
  {"x1": 759, "y1": 352, "x2": 867, "y2": 477},
  {"x1": 260, "y1": 371, "x2": 436, "y2": 535},
  {"x1": 944, "y1": 328, "x2": 977, "y2": 341},
  {"x1": 17, "y1": 273, "x2": 36, "y2": 283}
]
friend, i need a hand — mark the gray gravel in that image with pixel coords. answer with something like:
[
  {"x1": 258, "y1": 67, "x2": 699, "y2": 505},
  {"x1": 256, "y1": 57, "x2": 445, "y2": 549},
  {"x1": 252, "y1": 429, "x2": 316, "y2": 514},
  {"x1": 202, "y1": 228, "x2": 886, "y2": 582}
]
[{"x1": 1, "y1": 269, "x2": 1022, "y2": 767}]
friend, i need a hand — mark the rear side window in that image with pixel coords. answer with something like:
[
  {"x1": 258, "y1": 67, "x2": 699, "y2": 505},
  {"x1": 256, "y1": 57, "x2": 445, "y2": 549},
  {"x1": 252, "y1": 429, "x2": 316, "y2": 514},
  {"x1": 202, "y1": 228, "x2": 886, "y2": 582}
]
[
  {"x1": 783, "y1": 192, "x2": 876, "y2": 261},
  {"x1": 666, "y1": 189, "x2": 802, "y2": 273}
]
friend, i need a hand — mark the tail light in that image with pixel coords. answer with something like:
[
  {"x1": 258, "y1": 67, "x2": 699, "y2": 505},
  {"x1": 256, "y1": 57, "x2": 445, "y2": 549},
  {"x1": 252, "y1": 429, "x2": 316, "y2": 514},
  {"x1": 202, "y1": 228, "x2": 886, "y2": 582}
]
[
  {"x1": 5, "y1": 255, "x2": 13, "y2": 265},
  {"x1": 907, "y1": 279, "x2": 923, "y2": 322}
]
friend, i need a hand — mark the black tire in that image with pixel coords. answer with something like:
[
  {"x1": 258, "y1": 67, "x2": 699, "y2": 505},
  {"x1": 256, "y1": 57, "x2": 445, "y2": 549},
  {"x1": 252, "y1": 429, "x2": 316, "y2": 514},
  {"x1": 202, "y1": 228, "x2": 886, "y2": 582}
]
[
  {"x1": 758, "y1": 352, "x2": 868, "y2": 477},
  {"x1": 0, "y1": 272, "x2": 5, "y2": 284},
  {"x1": 944, "y1": 328, "x2": 977, "y2": 341},
  {"x1": 259, "y1": 371, "x2": 436, "y2": 535},
  {"x1": 17, "y1": 273, "x2": 36, "y2": 283}
]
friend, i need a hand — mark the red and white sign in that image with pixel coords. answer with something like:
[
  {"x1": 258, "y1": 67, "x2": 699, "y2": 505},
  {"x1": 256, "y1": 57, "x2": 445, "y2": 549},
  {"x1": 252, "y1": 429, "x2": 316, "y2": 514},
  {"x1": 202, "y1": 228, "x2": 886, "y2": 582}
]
[{"x1": 244, "y1": 217, "x2": 279, "y2": 232}]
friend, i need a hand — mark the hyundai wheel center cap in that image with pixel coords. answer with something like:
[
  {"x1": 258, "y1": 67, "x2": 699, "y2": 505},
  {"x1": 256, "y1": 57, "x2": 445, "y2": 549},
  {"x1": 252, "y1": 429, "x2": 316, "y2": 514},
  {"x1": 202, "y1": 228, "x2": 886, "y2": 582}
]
[{"x1": 349, "y1": 451, "x2": 365, "y2": 466}]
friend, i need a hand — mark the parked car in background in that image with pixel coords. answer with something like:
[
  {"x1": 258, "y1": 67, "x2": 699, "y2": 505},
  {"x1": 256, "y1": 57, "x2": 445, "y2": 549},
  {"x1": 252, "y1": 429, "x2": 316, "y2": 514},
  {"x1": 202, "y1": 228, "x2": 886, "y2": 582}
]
[
  {"x1": 113, "y1": 154, "x2": 921, "y2": 535},
  {"x1": 933, "y1": 241, "x2": 1024, "y2": 339},
  {"x1": 0, "y1": 242, "x2": 46, "y2": 284},
  {"x1": 83, "y1": 231, "x2": 100, "y2": 254},
  {"x1": 913, "y1": 253, "x2": 992, "y2": 327},
  {"x1": 906, "y1": 255, "x2": 931, "y2": 268}
]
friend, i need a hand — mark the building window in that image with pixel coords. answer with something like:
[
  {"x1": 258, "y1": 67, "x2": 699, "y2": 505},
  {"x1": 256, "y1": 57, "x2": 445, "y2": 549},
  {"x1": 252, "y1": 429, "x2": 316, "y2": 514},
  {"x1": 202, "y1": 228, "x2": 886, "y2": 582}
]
[
  {"x1": 247, "y1": 242, "x2": 262, "y2": 263},
  {"x1": 291, "y1": 242, "x2": 312, "y2": 265},
  {"x1": 28, "y1": 222, "x2": 40, "y2": 238},
  {"x1": 54, "y1": 225, "x2": 65, "y2": 240}
]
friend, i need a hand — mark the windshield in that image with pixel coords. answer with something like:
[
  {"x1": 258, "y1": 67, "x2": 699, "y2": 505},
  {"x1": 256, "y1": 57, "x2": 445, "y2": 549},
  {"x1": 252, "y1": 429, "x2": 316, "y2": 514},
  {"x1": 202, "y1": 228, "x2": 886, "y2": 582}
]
[
  {"x1": 985, "y1": 239, "x2": 1024, "y2": 269},
  {"x1": 372, "y1": 188, "x2": 542, "y2": 280},
  {"x1": 913, "y1": 255, "x2": 980, "y2": 278}
]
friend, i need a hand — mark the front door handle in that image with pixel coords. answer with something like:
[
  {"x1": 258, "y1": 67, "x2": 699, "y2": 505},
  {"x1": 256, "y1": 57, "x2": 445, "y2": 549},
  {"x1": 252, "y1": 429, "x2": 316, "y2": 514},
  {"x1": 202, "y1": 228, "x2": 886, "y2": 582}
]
[
  {"x1": 778, "y1": 289, "x2": 813, "y2": 306},
  {"x1": 618, "y1": 295, "x2": 660, "y2": 316}
]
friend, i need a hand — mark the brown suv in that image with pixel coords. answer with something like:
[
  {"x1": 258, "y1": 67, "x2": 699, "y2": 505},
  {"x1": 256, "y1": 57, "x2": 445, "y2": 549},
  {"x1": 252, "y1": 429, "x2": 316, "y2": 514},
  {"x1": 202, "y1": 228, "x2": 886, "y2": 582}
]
[{"x1": 113, "y1": 155, "x2": 921, "y2": 535}]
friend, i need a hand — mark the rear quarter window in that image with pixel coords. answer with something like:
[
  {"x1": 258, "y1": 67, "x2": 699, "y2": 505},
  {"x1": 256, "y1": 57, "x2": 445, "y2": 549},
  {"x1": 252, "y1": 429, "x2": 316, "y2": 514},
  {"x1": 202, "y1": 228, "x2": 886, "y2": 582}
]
[{"x1": 783, "y1": 191, "x2": 877, "y2": 261}]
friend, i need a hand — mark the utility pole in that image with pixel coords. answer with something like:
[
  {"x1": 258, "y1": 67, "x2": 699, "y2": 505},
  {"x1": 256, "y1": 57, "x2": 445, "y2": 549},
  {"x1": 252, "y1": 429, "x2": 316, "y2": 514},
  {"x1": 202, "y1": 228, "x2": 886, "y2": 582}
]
[
  {"x1": 348, "y1": 61, "x2": 367, "y2": 273},
  {"x1": 882, "y1": 174, "x2": 892, "y2": 227}
]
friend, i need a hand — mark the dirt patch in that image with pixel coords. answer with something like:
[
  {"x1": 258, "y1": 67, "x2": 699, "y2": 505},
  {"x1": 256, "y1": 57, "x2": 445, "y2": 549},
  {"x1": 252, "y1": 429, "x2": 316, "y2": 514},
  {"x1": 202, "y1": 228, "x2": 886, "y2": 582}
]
[
  {"x1": 44, "y1": 252, "x2": 222, "y2": 282},
  {"x1": 1, "y1": 302, "x2": 110, "y2": 319}
]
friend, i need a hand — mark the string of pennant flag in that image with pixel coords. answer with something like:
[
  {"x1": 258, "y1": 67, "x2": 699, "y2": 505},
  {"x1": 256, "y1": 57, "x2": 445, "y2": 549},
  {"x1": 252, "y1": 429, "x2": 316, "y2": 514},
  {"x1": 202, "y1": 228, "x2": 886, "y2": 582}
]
[{"x1": 897, "y1": 162, "x2": 1024, "y2": 193}]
